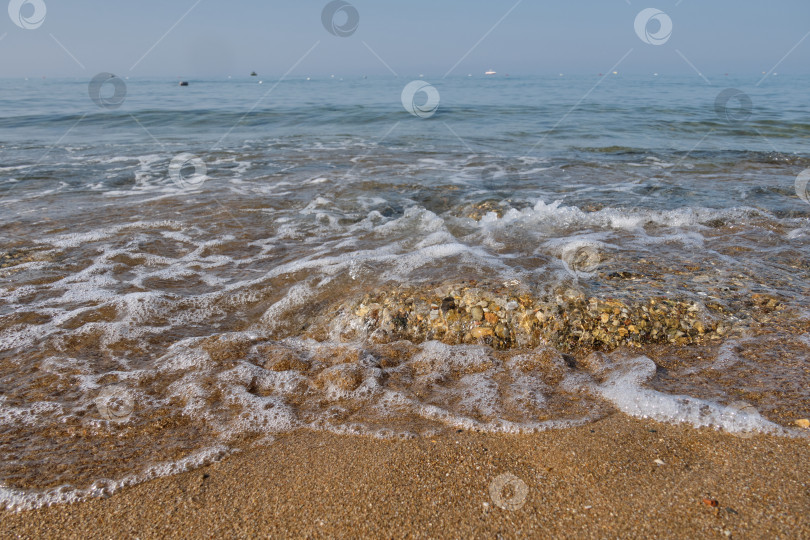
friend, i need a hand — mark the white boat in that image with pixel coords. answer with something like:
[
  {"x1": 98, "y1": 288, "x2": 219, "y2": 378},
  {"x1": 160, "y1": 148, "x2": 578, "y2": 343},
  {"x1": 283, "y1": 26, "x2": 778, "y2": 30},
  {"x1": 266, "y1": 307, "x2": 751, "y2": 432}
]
[{"x1": 485, "y1": 70, "x2": 497, "y2": 75}]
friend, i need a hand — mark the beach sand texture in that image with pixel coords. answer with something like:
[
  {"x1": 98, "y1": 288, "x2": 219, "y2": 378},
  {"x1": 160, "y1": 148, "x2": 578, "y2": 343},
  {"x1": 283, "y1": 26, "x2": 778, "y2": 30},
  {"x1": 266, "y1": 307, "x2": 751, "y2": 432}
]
[{"x1": 2, "y1": 414, "x2": 808, "y2": 539}]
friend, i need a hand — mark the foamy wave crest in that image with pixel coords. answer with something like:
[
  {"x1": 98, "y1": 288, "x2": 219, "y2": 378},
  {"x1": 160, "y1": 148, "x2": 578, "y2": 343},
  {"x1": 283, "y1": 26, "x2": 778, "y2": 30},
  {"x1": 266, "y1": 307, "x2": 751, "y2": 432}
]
[{"x1": 587, "y1": 354, "x2": 789, "y2": 436}]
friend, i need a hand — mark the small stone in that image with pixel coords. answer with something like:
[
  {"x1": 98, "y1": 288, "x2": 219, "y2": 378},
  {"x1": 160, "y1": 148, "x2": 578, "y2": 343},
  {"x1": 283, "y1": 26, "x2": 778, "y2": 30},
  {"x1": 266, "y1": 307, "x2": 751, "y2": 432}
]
[
  {"x1": 494, "y1": 323, "x2": 507, "y2": 339},
  {"x1": 795, "y1": 419, "x2": 810, "y2": 429},
  {"x1": 485, "y1": 312, "x2": 499, "y2": 324},
  {"x1": 600, "y1": 313, "x2": 610, "y2": 324},
  {"x1": 471, "y1": 306, "x2": 484, "y2": 322},
  {"x1": 564, "y1": 289, "x2": 585, "y2": 302},
  {"x1": 441, "y1": 297, "x2": 456, "y2": 313},
  {"x1": 470, "y1": 327, "x2": 494, "y2": 339}
]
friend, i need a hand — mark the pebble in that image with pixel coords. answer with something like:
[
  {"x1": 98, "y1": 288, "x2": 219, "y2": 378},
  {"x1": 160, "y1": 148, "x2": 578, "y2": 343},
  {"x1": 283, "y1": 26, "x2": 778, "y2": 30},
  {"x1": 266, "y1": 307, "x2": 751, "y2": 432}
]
[
  {"x1": 471, "y1": 327, "x2": 494, "y2": 339},
  {"x1": 795, "y1": 419, "x2": 810, "y2": 429},
  {"x1": 346, "y1": 280, "x2": 740, "y2": 352},
  {"x1": 0, "y1": 248, "x2": 51, "y2": 270}
]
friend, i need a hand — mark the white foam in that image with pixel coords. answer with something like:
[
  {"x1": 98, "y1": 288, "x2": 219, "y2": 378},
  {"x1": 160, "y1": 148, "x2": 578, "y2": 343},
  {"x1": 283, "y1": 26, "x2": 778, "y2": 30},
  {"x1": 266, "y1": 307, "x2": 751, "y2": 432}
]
[
  {"x1": 411, "y1": 341, "x2": 494, "y2": 374},
  {"x1": 0, "y1": 398, "x2": 63, "y2": 427},
  {"x1": 47, "y1": 221, "x2": 185, "y2": 249},
  {"x1": 590, "y1": 354, "x2": 785, "y2": 435},
  {"x1": 474, "y1": 198, "x2": 762, "y2": 232},
  {"x1": 0, "y1": 446, "x2": 229, "y2": 512}
]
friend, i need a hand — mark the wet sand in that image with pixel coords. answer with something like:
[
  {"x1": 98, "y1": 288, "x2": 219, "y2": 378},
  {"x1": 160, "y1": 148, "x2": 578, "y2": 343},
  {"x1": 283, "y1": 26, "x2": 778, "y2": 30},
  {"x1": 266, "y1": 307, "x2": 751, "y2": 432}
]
[{"x1": 3, "y1": 413, "x2": 809, "y2": 539}]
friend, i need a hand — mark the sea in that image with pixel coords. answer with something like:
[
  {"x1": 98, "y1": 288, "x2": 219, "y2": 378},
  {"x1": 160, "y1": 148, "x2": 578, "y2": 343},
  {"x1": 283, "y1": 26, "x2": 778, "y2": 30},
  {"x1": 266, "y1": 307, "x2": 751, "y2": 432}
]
[{"x1": 1, "y1": 74, "x2": 809, "y2": 510}]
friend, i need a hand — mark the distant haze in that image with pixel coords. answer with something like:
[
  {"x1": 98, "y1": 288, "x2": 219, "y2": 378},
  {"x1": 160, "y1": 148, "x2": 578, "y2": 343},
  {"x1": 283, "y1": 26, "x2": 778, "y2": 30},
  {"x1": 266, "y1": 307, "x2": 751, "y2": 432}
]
[{"x1": 1, "y1": 0, "x2": 808, "y2": 79}]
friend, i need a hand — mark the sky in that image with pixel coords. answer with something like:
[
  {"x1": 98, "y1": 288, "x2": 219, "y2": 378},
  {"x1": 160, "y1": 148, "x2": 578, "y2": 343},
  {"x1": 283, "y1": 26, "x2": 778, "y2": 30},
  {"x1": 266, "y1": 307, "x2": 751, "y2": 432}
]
[{"x1": 1, "y1": 0, "x2": 809, "y2": 79}]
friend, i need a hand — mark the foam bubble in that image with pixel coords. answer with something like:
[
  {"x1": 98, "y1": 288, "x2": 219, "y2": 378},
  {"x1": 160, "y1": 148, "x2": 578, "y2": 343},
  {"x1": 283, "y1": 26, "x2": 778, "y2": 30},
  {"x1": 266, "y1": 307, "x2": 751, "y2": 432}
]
[
  {"x1": 591, "y1": 354, "x2": 785, "y2": 435},
  {"x1": 0, "y1": 446, "x2": 229, "y2": 512}
]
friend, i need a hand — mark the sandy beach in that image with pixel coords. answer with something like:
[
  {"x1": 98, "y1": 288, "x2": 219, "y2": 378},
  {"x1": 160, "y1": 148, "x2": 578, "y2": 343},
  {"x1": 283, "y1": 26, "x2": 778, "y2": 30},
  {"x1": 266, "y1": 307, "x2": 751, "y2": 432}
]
[
  {"x1": 3, "y1": 413, "x2": 808, "y2": 539},
  {"x1": 3, "y1": 3, "x2": 810, "y2": 539}
]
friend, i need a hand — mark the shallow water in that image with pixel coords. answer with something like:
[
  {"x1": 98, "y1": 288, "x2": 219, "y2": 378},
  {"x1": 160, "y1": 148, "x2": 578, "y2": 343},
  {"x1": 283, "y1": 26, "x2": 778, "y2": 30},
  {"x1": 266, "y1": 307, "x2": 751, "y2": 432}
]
[{"x1": 1, "y1": 75, "x2": 809, "y2": 510}]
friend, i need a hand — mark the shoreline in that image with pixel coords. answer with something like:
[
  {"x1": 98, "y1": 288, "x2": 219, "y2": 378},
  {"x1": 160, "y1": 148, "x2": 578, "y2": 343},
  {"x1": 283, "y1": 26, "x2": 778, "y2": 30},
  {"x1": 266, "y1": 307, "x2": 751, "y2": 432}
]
[{"x1": 3, "y1": 414, "x2": 809, "y2": 539}]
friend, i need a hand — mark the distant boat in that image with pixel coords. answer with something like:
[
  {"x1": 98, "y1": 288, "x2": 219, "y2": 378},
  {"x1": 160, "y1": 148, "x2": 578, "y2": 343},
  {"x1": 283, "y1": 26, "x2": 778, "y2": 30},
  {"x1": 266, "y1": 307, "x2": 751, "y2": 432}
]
[
  {"x1": 485, "y1": 70, "x2": 496, "y2": 75},
  {"x1": 250, "y1": 71, "x2": 257, "y2": 77},
  {"x1": 179, "y1": 81, "x2": 189, "y2": 86}
]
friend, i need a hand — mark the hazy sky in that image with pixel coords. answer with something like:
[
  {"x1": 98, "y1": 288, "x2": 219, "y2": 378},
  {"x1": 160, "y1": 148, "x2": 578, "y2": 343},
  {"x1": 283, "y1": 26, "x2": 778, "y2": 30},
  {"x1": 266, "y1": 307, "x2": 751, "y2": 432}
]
[{"x1": 2, "y1": 0, "x2": 809, "y2": 78}]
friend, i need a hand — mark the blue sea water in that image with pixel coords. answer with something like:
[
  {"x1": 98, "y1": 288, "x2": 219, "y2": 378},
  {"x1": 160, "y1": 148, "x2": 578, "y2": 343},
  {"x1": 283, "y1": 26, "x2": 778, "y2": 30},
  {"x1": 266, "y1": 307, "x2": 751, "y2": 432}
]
[
  {"x1": 0, "y1": 75, "x2": 809, "y2": 510},
  {"x1": 1, "y1": 75, "x2": 809, "y2": 215}
]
